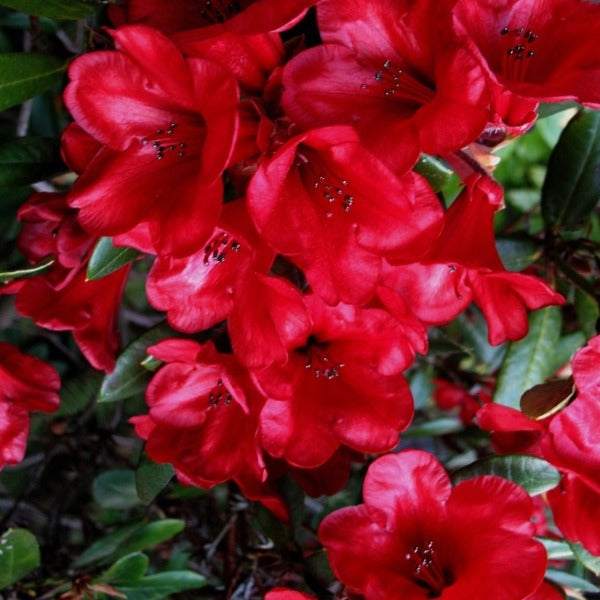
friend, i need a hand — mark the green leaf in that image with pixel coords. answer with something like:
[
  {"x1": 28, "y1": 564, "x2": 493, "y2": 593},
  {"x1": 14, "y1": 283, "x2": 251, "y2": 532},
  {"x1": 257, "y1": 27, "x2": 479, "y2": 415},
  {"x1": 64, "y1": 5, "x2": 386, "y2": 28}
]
[
  {"x1": 549, "y1": 331, "x2": 586, "y2": 374},
  {"x1": 114, "y1": 571, "x2": 206, "y2": 600},
  {"x1": 413, "y1": 154, "x2": 453, "y2": 193},
  {"x1": 494, "y1": 306, "x2": 562, "y2": 409},
  {"x1": 0, "y1": 53, "x2": 65, "y2": 111},
  {"x1": 0, "y1": 528, "x2": 41, "y2": 588},
  {"x1": 304, "y1": 550, "x2": 336, "y2": 592},
  {"x1": 93, "y1": 469, "x2": 143, "y2": 510},
  {"x1": 73, "y1": 523, "x2": 145, "y2": 568},
  {"x1": 0, "y1": 0, "x2": 96, "y2": 19},
  {"x1": 495, "y1": 237, "x2": 542, "y2": 272},
  {"x1": 276, "y1": 475, "x2": 305, "y2": 544},
  {"x1": 405, "y1": 417, "x2": 464, "y2": 438},
  {"x1": 575, "y1": 288, "x2": 600, "y2": 340},
  {"x1": 536, "y1": 537, "x2": 575, "y2": 561},
  {"x1": 99, "y1": 323, "x2": 174, "y2": 403},
  {"x1": 73, "y1": 519, "x2": 184, "y2": 568},
  {"x1": 569, "y1": 542, "x2": 600, "y2": 576},
  {"x1": 55, "y1": 370, "x2": 103, "y2": 417},
  {"x1": 456, "y1": 308, "x2": 507, "y2": 371},
  {"x1": 505, "y1": 188, "x2": 540, "y2": 212},
  {"x1": 135, "y1": 455, "x2": 174, "y2": 505},
  {"x1": 87, "y1": 237, "x2": 140, "y2": 280},
  {"x1": 98, "y1": 552, "x2": 149, "y2": 585},
  {"x1": 542, "y1": 109, "x2": 600, "y2": 229},
  {"x1": 0, "y1": 255, "x2": 54, "y2": 283},
  {"x1": 117, "y1": 519, "x2": 185, "y2": 558},
  {"x1": 0, "y1": 137, "x2": 63, "y2": 186},
  {"x1": 408, "y1": 365, "x2": 434, "y2": 411},
  {"x1": 451, "y1": 455, "x2": 561, "y2": 496},
  {"x1": 545, "y1": 569, "x2": 600, "y2": 593}
]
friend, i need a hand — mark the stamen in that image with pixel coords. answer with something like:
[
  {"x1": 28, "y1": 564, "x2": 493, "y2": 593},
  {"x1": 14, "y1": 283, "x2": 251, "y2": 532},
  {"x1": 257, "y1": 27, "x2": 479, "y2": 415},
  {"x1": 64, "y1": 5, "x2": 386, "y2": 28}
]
[
  {"x1": 500, "y1": 25, "x2": 539, "y2": 81},
  {"x1": 203, "y1": 232, "x2": 242, "y2": 265},
  {"x1": 295, "y1": 148, "x2": 357, "y2": 219},
  {"x1": 360, "y1": 59, "x2": 435, "y2": 104},
  {"x1": 207, "y1": 378, "x2": 234, "y2": 409},
  {"x1": 304, "y1": 346, "x2": 345, "y2": 380},
  {"x1": 405, "y1": 541, "x2": 450, "y2": 596}
]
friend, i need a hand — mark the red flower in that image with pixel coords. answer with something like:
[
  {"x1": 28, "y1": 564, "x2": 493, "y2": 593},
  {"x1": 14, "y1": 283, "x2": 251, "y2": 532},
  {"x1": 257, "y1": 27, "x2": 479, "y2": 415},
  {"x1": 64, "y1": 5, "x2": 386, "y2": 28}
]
[
  {"x1": 476, "y1": 403, "x2": 548, "y2": 455},
  {"x1": 433, "y1": 379, "x2": 491, "y2": 426},
  {"x1": 0, "y1": 343, "x2": 60, "y2": 469},
  {"x1": 147, "y1": 200, "x2": 310, "y2": 368},
  {"x1": 319, "y1": 450, "x2": 547, "y2": 600},
  {"x1": 255, "y1": 295, "x2": 415, "y2": 468},
  {"x1": 109, "y1": 0, "x2": 313, "y2": 36},
  {"x1": 282, "y1": 0, "x2": 490, "y2": 171},
  {"x1": 131, "y1": 339, "x2": 266, "y2": 489},
  {"x1": 384, "y1": 175, "x2": 564, "y2": 344},
  {"x1": 12, "y1": 193, "x2": 128, "y2": 372},
  {"x1": 247, "y1": 125, "x2": 443, "y2": 305},
  {"x1": 451, "y1": 0, "x2": 600, "y2": 131},
  {"x1": 64, "y1": 25, "x2": 239, "y2": 257}
]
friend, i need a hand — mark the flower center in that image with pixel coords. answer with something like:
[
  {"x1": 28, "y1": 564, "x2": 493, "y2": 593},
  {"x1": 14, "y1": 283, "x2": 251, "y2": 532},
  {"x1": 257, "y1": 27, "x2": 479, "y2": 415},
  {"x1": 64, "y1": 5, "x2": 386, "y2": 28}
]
[
  {"x1": 405, "y1": 541, "x2": 452, "y2": 597},
  {"x1": 206, "y1": 378, "x2": 233, "y2": 409},
  {"x1": 500, "y1": 26, "x2": 538, "y2": 81},
  {"x1": 140, "y1": 120, "x2": 205, "y2": 162},
  {"x1": 302, "y1": 340, "x2": 345, "y2": 380},
  {"x1": 360, "y1": 59, "x2": 435, "y2": 105},
  {"x1": 202, "y1": 231, "x2": 241, "y2": 265},
  {"x1": 296, "y1": 149, "x2": 355, "y2": 220}
]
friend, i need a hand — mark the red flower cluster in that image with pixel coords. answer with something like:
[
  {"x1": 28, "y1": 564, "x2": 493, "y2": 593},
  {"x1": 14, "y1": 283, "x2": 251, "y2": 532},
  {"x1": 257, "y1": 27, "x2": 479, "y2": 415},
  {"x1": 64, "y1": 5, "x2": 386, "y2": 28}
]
[
  {"x1": 0, "y1": 343, "x2": 60, "y2": 469},
  {"x1": 3, "y1": 0, "x2": 600, "y2": 593}
]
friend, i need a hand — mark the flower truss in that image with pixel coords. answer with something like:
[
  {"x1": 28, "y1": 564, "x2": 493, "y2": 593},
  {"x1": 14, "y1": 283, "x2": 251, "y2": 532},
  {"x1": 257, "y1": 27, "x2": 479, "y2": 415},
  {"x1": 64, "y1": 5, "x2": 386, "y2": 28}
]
[{"x1": 2, "y1": 0, "x2": 600, "y2": 597}]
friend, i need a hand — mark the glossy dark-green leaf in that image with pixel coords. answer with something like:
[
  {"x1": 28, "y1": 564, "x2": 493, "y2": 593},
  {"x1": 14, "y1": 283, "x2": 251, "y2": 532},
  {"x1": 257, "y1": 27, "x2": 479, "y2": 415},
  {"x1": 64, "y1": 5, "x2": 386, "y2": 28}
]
[
  {"x1": 542, "y1": 109, "x2": 600, "y2": 229},
  {"x1": 0, "y1": 0, "x2": 95, "y2": 19},
  {"x1": 495, "y1": 236, "x2": 542, "y2": 272},
  {"x1": 569, "y1": 542, "x2": 600, "y2": 576},
  {"x1": 0, "y1": 137, "x2": 63, "y2": 186},
  {"x1": 98, "y1": 552, "x2": 149, "y2": 585},
  {"x1": 0, "y1": 529, "x2": 41, "y2": 588},
  {"x1": 99, "y1": 323, "x2": 174, "y2": 403},
  {"x1": 114, "y1": 571, "x2": 206, "y2": 600},
  {"x1": 135, "y1": 455, "x2": 174, "y2": 505},
  {"x1": 93, "y1": 469, "x2": 143, "y2": 510},
  {"x1": 116, "y1": 520, "x2": 185, "y2": 559},
  {"x1": 451, "y1": 454, "x2": 560, "y2": 495},
  {"x1": 494, "y1": 306, "x2": 562, "y2": 409},
  {"x1": 413, "y1": 154, "x2": 453, "y2": 193},
  {"x1": 0, "y1": 53, "x2": 65, "y2": 111},
  {"x1": 87, "y1": 237, "x2": 139, "y2": 280}
]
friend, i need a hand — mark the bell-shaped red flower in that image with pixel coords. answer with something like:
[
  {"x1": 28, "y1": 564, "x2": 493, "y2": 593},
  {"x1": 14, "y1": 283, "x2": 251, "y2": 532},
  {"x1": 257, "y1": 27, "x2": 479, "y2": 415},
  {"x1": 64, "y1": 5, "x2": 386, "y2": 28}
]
[
  {"x1": 132, "y1": 339, "x2": 267, "y2": 489},
  {"x1": 254, "y1": 295, "x2": 415, "y2": 468},
  {"x1": 12, "y1": 193, "x2": 128, "y2": 372},
  {"x1": 451, "y1": 0, "x2": 600, "y2": 131},
  {"x1": 384, "y1": 175, "x2": 564, "y2": 344},
  {"x1": 109, "y1": 0, "x2": 313, "y2": 36},
  {"x1": 0, "y1": 343, "x2": 60, "y2": 469},
  {"x1": 282, "y1": 0, "x2": 490, "y2": 171},
  {"x1": 147, "y1": 200, "x2": 310, "y2": 368},
  {"x1": 247, "y1": 125, "x2": 443, "y2": 305},
  {"x1": 319, "y1": 450, "x2": 547, "y2": 600},
  {"x1": 64, "y1": 25, "x2": 239, "y2": 257}
]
